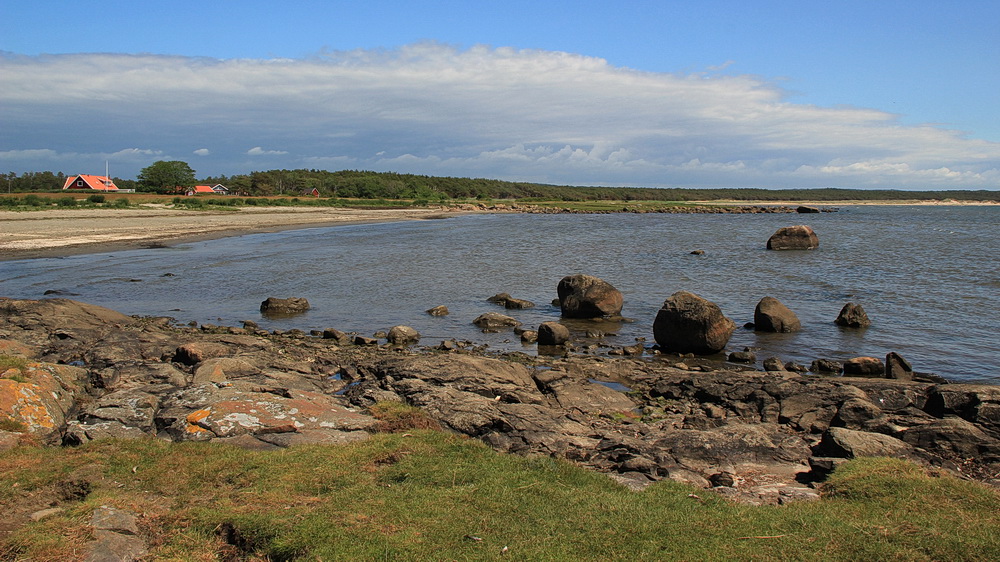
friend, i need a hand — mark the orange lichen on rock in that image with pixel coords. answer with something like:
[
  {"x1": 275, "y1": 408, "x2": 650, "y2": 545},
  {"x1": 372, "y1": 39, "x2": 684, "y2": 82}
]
[
  {"x1": 185, "y1": 408, "x2": 213, "y2": 434},
  {"x1": 0, "y1": 377, "x2": 57, "y2": 431}
]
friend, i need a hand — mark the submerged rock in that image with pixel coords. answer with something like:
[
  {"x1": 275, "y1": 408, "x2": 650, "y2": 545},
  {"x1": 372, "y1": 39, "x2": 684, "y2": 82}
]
[
  {"x1": 472, "y1": 312, "x2": 521, "y2": 329},
  {"x1": 259, "y1": 297, "x2": 310, "y2": 316},
  {"x1": 487, "y1": 293, "x2": 536, "y2": 310}
]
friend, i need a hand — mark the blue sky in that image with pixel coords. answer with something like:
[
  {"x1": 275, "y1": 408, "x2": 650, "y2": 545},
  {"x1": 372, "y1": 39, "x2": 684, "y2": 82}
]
[{"x1": 1, "y1": 0, "x2": 998, "y2": 189}]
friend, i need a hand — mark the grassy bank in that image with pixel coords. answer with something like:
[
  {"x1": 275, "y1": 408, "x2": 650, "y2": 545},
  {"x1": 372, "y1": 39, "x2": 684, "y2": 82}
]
[{"x1": 2, "y1": 430, "x2": 998, "y2": 560}]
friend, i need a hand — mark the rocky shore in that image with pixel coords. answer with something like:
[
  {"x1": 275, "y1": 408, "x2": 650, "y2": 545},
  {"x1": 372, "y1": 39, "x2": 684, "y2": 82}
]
[
  {"x1": 2, "y1": 297, "x2": 998, "y2": 508},
  {"x1": 445, "y1": 202, "x2": 836, "y2": 214}
]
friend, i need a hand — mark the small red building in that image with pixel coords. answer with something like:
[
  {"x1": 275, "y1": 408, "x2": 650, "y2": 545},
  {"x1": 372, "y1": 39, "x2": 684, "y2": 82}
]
[{"x1": 63, "y1": 174, "x2": 119, "y2": 191}]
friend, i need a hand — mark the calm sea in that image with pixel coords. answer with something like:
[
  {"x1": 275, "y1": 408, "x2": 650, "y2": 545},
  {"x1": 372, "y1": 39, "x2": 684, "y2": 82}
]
[{"x1": 2, "y1": 206, "x2": 997, "y2": 384}]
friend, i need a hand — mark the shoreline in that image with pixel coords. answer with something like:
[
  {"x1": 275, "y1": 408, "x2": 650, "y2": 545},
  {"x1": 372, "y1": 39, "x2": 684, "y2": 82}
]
[
  {"x1": 2, "y1": 199, "x2": 995, "y2": 261},
  {"x1": 0, "y1": 206, "x2": 461, "y2": 261}
]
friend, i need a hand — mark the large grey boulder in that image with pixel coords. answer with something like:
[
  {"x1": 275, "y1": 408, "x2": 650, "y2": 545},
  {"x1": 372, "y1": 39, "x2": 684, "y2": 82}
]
[
  {"x1": 819, "y1": 427, "x2": 913, "y2": 458},
  {"x1": 753, "y1": 296, "x2": 801, "y2": 333},
  {"x1": 653, "y1": 291, "x2": 736, "y2": 355},
  {"x1": 557, "y1": 274, "x2": 624, "y2": 318},
  {"x1": 766, "y1": 225, "x2": 819, "y2": 250}
]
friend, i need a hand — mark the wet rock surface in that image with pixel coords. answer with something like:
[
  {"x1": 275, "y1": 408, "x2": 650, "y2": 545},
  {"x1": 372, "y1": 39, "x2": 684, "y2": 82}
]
[
  {"x1": 1, "y1": 298, "x2": 998, "y2": 506},
  {"x1": 766, "y1": 225, "x2": 819, "y2": 250}
]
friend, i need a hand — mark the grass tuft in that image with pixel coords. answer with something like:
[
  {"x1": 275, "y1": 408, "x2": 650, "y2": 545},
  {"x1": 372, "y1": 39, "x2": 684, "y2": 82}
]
[{"x1": 368, "y1": 401, "x2": 443, "y2": 432}]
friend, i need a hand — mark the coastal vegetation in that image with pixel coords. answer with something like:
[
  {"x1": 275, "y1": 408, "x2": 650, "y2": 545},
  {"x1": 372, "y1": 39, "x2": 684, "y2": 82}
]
[
  {"x1": 4, "y1": 167, "x2": 998, "y2": 203},
  {"x1": 2, "y1": 432, "x2": 998, "y2": 560}
]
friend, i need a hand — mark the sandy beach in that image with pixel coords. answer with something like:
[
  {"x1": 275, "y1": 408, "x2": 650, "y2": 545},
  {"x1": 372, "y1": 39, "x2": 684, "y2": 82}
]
[{"x1": 0, "y1": 206, "x2": 458, "y2": 260}]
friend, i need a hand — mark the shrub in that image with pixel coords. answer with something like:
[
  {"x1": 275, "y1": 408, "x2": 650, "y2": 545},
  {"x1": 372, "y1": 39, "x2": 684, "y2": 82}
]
[
  {"x1": 56, "y1": 196, "x2": 77, "y2": 207},
  {"x1": 23, "y1": 194, "x2": 43, "y2": 207},
  {"x1": 87, "y1": 194, "x2": 106, "y2": 204},
  {"x1": 0, "y1": 355, "x2": 28, "y2": 369},
  {"x1": 110, "y1": 198, "x2": 130, "y2": 208}
]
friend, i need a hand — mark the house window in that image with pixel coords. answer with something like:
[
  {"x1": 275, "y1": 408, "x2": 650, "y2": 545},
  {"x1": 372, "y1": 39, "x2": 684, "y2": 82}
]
[{"x1": 77, "y1": 180, "x2": 84, "y2": 187}]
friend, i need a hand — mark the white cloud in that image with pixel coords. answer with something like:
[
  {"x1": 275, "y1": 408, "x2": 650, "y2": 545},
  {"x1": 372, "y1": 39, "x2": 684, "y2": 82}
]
[
  {"x1": 194, "y1": 148, "x2": 210, "y2": 156},
  {"x1": 247, "y1": 146, "x2": 289, "y2": 156},
  {"x1": 0, "y1": 148, "x2": 59, "y2": 161},
  {"x1": 1, "y1": 45, "x2": 998, "y2": 188}
]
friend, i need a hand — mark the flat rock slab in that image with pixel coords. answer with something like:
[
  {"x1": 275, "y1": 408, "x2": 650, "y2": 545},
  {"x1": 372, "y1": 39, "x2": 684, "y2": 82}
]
[{"x1": 181, "y1": 388, "x2": 378, "y2": 439}]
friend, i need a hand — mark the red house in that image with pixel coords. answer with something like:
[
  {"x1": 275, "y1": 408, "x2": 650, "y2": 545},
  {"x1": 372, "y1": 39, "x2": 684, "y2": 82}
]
[
  {"x1": 63, "y1": 174, "x2": 119, "y2": 191},
  {"x1": 184, "y1": 185, "x2": 217, "y2": 195}
]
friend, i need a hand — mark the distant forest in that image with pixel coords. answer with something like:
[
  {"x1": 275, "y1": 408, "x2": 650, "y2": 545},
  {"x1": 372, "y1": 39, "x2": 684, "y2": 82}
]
[{"x1": 4, "y1": 168, "x2": 998, "y2": 202}]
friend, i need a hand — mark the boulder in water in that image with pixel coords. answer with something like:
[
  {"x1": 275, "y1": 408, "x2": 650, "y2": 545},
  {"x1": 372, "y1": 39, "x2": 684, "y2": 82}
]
[
  {"x1": 260, "y1": 297, "x2": 310, "y2": 316},
  {"x1": 537, "y1": 321, "x2": 570, "y2": 346},
  {"x1": 557, "y1": 274, "x2": 624, "y2": 318},
  {"x1": 766, "y1": 225, "x2": 819, "y2": 250},
  {"x1": 753, "y1": 296, "x2": 801, "y2": 333},
  {"x1": 473, "y1": 312, "x2": 521, "y2": 329},
  {"x1": 653, "y1": 291, "x2": 736, "y2": 355},
  {"x1": 835, "y1": 302, "x2": 871, "y2": 328}
]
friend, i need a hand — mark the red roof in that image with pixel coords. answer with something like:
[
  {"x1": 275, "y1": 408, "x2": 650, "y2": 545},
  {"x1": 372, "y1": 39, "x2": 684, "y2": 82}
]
[
  {"x1": 63, "y1": 174, "x2": 119, "y2": 191},
  {"x1": 190, "y1": 185, "x2": 215, "y2": 194}
]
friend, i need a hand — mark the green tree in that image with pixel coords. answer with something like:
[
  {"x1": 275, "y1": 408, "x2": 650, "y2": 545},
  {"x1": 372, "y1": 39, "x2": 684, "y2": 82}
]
[{"x1": 137, "y1": 161, "x2": 196, "y2": 193}]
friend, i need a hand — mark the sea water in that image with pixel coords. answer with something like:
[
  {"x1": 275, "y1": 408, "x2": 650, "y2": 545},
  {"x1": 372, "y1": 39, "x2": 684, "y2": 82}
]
[{"x1": 2, "y1": 205, "x2": 997, "y2": 384}]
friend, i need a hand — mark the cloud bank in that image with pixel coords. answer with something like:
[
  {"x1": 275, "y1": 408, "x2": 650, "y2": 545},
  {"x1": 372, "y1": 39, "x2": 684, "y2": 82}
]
[{"x1": 1, "y1": 44, "x2": 997, "y2": 188}]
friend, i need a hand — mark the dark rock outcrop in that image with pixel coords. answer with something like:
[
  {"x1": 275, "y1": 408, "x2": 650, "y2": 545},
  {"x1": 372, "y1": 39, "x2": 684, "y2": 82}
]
[
  {"x1": 537, "y1": 322, "x2": 570, "y2": 346},
  {"x1": 728, "y1": 348, "x2": 756, "y2": 364},
  {"x1": 843, "y1": 357, "x2": 886, "y2": 377},
  {"x1": 487, "y1": 293, "x2": 536, "y2": 310},
  {"x1": 885, "y1": 352, "x2": 914, "y2": 381},
  {"x1": 766, "y1": 225, "x2": 819, "y2": 250},
  {"x1": 472, "y1": 312, "x2": 521, "y2": 330},
  {"x1": 835, "y1": 302, "x2": 871, "y2": 328},
  {"x1": 557, "y1": 274, "x2": 624, "y2": 318},
  {"x1": 810, "y1": 359, "x2": 842, "y2": 374},
  {"x1": 653, "y1": 291, "x2": 736, "y2": 354},
  {"x1": 753, "y1": 296, "x2": 802, "y2": 333},
  {"x1": 259, "y1": 297, "x2": 310, "y2": 316}
]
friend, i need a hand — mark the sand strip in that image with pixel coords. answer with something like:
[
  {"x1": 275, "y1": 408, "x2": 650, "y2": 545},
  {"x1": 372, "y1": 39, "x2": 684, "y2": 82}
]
[{"x1": 1, "y1": 206, "x2": 459, "y2": 261}]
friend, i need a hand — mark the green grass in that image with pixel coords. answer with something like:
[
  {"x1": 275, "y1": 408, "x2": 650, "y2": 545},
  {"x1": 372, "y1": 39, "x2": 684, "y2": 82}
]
[
  {"x1": 1, "y1": 432, "x2": 998, "y2": 560},
  {"x1": 526, "y1": 199, "x2": 704, "y2": 212},
  {"x1": 0, "y1": 355, "x2": 29, "y2": 381}
]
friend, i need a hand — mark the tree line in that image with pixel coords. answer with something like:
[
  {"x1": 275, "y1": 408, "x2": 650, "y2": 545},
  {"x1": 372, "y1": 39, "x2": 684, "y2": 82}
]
[{"x1": 4, "y1": 165, "x2": 998, "y2": 202}]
